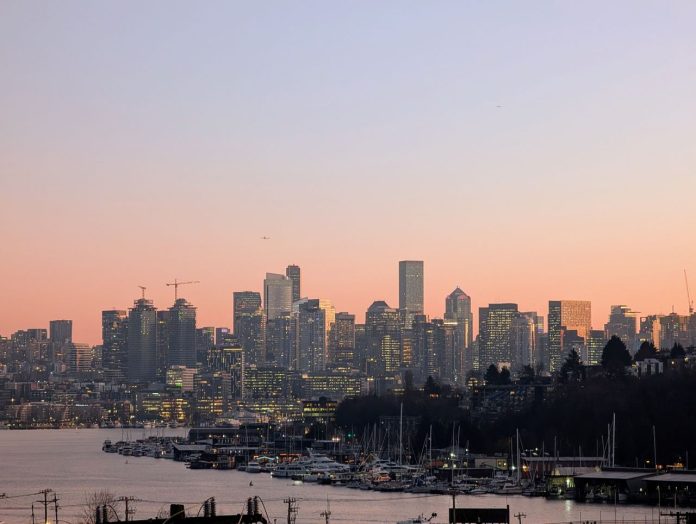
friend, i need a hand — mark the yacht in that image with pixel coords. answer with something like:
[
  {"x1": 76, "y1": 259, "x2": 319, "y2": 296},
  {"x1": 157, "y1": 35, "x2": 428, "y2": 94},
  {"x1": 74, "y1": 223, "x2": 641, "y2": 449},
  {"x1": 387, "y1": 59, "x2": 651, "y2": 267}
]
[
  {"x1": 246, "y1": 461, "x2": 262, "y2": 473},
  {"x1": 272, "y1": 463, "x2": 308, "y2": 479}
]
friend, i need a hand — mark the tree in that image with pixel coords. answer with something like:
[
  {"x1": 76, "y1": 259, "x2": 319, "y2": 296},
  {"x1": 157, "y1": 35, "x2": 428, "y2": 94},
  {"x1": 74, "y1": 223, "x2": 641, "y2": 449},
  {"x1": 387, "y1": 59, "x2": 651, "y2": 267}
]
[
  {"x1": 424, "y1": 376, "x2": 441, "y2": 395},
  {"x1": 560, "y1": 349, "x2": 584, "y2": 383},
  {"x1": 499, "y1": 367, "x2": 512, "y2": 385},
  {"x1": 601, "y1": 335, "x2": 632, "y2": 376},
  {"x1": 634, "y1": 340, "x2": 657, "y2": 361},
  {"x1": 484, "y1": 364, "x2": 500, "y2": 385},
  {"x1": 671, "y1": 343, "x2": 686, "y2": 358},
  {"x1": 404, "y1": 370, "x2": 415, "y2": 392},
  {"x1": 79, "y1": 490, "x2": 121, "y2": 524},
  {"x1": 519, "y1": 365, "x2": 536, "y2": 384}
]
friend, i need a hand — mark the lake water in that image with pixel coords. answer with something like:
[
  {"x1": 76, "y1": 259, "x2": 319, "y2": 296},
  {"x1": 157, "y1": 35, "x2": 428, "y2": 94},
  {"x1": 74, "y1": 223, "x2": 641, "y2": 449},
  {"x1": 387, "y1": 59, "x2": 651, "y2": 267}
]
[{"x1": 0, "y1": 429, "x2": 669, "y2": 524}]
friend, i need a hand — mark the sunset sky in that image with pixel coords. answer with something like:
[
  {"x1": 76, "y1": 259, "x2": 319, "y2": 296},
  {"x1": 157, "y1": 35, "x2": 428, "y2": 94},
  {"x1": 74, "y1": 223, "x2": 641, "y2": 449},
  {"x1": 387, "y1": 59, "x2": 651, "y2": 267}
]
[{"x1": 1, "y1": 1, "x2": 695, "y2": 344}]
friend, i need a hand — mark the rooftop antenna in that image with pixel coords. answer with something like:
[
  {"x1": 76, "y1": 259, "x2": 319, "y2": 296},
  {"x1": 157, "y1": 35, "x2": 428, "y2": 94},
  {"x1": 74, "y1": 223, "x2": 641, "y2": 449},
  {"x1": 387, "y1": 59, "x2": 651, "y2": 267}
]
[
  {"x1": 166, "y1": 279, "x2": 200, "y2": 301},
  {"x1": 137, "y1": 286, "x2": 146, "y2": 299},
  {"x1": 684, "y1": 270, "x2": 694, "y2": 315}
]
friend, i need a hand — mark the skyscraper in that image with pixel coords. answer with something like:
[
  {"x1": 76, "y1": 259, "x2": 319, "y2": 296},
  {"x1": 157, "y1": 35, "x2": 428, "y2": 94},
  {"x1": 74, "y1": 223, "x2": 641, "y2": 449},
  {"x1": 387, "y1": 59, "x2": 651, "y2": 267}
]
[
  {"x1": 156, "y1": 310, "x2": 170, "y2": 381},
  {"x1": 127, "y1": 297, "x2": 158, "y2": 382},
  {"x1": 548, "y1": 300, "x2": 592, "y2": 373},
  {"x1": 510, "y1": 312, "x2": 538, "y2": 371},
  {"x1": 101, "y1": 310, "x2": 128, "y2": 380},
  {"x1": 399, "y1": 261, "x2": 424, "y2": 326},
  {"x1": 264, "y1": 273, "x2": 293, "y2": 321},
  {"x1": 604, "y1": 305, "x2": 637, "y2": 353},
  {"x1": 478, "y1": 303, "x2": 519, "y2": 371},
  {"x1": 330, "y1": 312, "x2": 356, "y2": 367},
  {"x1": 233, "y1": 292, "x2": 262, "y2": 333},
  {"x1": 296, "y1": 299, "x2": 330, "y2": 372},
  {"x1": 168, "y1": 298, "x2": 197, "y2": 368},
  {"x1": 233, "y1": 291, "x2": 265, "y2": 366},
  {"x1": 445, "y1": 287, "x2": 474, "y2": 378},
  {"x1": 49, "y1": 320, "x2": 73, "y2": 344},
  {"x1": 365, "y1": 301, "x2": 401, "y2": 374},
  {"x1": 286, "y1": 264, "x2": 301, "y2": 303}
]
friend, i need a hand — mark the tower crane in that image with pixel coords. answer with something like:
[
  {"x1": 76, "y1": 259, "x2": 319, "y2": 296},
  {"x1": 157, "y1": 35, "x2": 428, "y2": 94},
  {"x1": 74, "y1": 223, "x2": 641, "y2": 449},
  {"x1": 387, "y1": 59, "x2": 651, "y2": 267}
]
[
  {"x1": 166, "y1": 279, "x2": 200, "y2": 301},
  {"x1": 685, "y1": 269, "x2": 694, "y2": 315}
]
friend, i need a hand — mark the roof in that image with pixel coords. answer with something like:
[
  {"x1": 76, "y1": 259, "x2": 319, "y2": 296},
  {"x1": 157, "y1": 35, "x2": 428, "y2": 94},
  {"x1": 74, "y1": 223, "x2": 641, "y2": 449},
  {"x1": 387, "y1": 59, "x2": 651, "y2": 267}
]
[
  {"x1": 575, "y1": 470, "x2": 654, "y2": 481},
  {"x1": 645, "y1": 473, "x2": 696, "y2": 484},
  {"x1": 172, "y1": 444, "x2": 208, "y2": 451}
]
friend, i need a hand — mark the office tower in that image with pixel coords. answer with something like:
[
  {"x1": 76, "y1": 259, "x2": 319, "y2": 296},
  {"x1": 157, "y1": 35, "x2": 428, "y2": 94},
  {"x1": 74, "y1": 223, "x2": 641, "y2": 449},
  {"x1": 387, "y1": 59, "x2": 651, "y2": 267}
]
[
  {"x1": 168, "y1": 298, "x2": 197, "y2": 368},
  {"x1": 639, "y1": 315, "x2": 662, "y2": 348},
  {"x1": 329, "y1": 312, "x2": 355, "y2": 367},
  {"x1": 411, "y1": 314, "x2": 434, "y2": 382},
  {"x1": 547, "y1": 300, "x2": 592, "y2": 373},
  {"x1": 295, "y1": 299, "x2": 330, "y2": 372},
  {"x1": 263, "y1": 273, "x2": 293, "y2": 320},
  {"x1": 604, "y1": 305, "x2": 637, "y2": 353},
  {"x1": 511, "y1": 312, "x2": 538, "y2": 371},
  {"x1": 101, "y1": 310, "x2": 128, "y2": 380},
  {"x1": 236, "y1": 308, "x2": 266, "y2": 366},
  {"x1": 586, "y1": 330, "x2": 606, "y2": 365},
  {"x1": 207, "y1": 344, "x2": 245, "y2": 400},
  {"x1": 433, "y1": 319, "x2": 457, "y2": 383},
  {"x1": 196, "y1": 327, "x2": 215, "y2": 363},
  {"x1": 354, "y1": 324, "x2": 367, "y2": 371},
  {"x1": 365, "y1": 301, "x2": 401, "y2": 374},
  {"x1": 266, "y1": 313, "x2": 292, "y2": 367},
  {"x1": 478, "y1": 303, "x2": 519, "y2": 371},
  {"x1": 49, "y1": 320, "x2": 72, "y2": 344},
  {"x1": 445, "y1": 287, "x2": 474, "y2": 378},
  {"x1": 286, "y1": 264, "x2": 301, "y2": 303},
  {"x1": 233, "y1": 292, "x2": 262, "y2": 333},
  {"x1": 215, "y1": 327, "x2": 232, "y2": 346},
  {"x1": 156, "y1": 310, "x2": 170, "y2": 381},
  {"x1": 659, "y1": 313, "x2": 688, "y2": 349},
  {"x1": 399, "y1": 261, "x2": 424, "y2": 326},
  {"x1": 127, "y1": 297, "x2": 158, "y2": 382},
  {"x1": 66, "y1": 342, "x2": 93, "y2": 373}
]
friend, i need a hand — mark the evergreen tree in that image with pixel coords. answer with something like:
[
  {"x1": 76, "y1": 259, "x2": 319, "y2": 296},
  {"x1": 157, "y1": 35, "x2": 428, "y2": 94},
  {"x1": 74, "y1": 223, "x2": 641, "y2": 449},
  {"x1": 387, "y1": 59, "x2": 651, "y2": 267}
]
[
  {"x1": 560, "y1": 349, "x2": 584, "y2": 382},
  {"x1": 601, "y1": 335, "x2": 632, "y2": 376},
  {"x1": 484, "y1": 364, "x2": 500, "y2": 385},
  {"x1": 671, "y1": 342, "x2": 686, "y2": 358},
  {"x1": 634, "y1": 340, "x2": 657, "y2": 361}
]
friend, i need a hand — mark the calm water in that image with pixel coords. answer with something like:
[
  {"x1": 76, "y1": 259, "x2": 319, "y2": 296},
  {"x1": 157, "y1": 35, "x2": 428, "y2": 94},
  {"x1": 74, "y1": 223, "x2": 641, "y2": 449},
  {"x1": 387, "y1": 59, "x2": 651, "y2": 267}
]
[{"x1": 0, "y1": 429, "x2": 666, "y2": 524}]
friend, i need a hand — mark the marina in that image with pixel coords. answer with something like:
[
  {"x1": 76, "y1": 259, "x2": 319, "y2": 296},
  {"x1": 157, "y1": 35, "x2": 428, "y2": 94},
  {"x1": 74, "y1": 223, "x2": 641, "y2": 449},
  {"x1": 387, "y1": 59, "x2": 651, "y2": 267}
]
[{"x1": 0, "y1": 429, "x2": 685, "y2": 524}]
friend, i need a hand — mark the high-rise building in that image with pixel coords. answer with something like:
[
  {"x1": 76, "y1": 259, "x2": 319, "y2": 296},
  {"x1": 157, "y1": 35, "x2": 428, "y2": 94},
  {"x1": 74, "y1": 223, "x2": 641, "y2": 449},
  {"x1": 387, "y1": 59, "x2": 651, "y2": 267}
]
[
  {"x1": 547, "y1": 300, "x2": 592, "y2": 373},
  {"x1": 233, "y1": 292, "x2": 262, "y2": 333},
  {"x1": 434, "y1": 319, "x2": 457, "y2": 383},
  {"x1": 586, "y1": 330, "x2": 606, "y2": 365},
  {"x1": 101, "y1": 310, "x2": 128, "y2": 380},
  {"x1": 127, "y1": 297, "x2": 158, "y2": 382},
  {"x1": 196, "y1": 327, "x2": 215, "y2": 363},
  {"x1": 659, "y1": 313, "x2": 688, "y2": 349},
  {"x1": 156, "y1": 310, "x2": 170, "y2": 381},
  {"x1": 236, "y1": 309, "x2": 266, "y2": 366},
  {"x1": 604, "y1": 305, "x2": 637, "y2": 353},
  {"x1": 330, "y1": 312, "x2": 356, "y2": 367},
  {"x1": 264, "y1": 273, "x2": 293, "y2": 320},
  {"x1": 296, "y1": 299, "x2": 330, "y2": 372},
  {"x1": 207, "y1": 344, "x2": 245, "y2": 400},
  {"x1": 286, "y1": 264, "x2": 301, "y2": 303},
  {"x1": 478, "y1": 303, "x2": 518, "y2": 371},
  {"x1": 445, "y1": 287, "x2": 474, "y2": 379},
  {"x1": 639, "y1": 315, "x2": 662, "y2": 348},
  {"x1": 399, "y1": 261, "x2": 424, "y2": 326},
  {"x1": 66, "y1": 342, "x2": 93, "y2": 373},
  {"x1": 511, "y1": 312, "x2": 538, "y2": 371},
  {"x1": 365, "y1": 301, "x2": 401, "y2": 374},
  {"x1": 168, "y1": 298, "x2": 197, "y2": 368},
  {"x1": 266, "y1": 313, "x2": 293, "y2": 367},
  {"x1": 49, "y1": 320, "x2": 72, "y2": 344},
  {"x1": 215, "y1": 327, "x2": 233, "y2": 346}
]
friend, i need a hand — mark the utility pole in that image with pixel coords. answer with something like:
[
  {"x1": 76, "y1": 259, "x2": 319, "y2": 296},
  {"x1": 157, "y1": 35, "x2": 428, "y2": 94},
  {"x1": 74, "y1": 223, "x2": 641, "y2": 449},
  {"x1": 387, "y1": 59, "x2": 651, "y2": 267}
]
[
  {"x1": 117, "y1": 496, "x2": 138, "y2": 522},
  {"x1": 53, "y1": 492, "x2": 59, "y2": 524},
  {"x1": 283, "y1": 498, "x2": 298, "y2": 524},
  {"x1": 37, "y1": 489, "x2": 52, "y2": 524},
  {"x1": 450, "y1": 490, "x2": 456, "y2": 524},
  {"x1": 514, "y1": 513, "x2": 526, "y2": 524},
  {"x1": 320, "y1": 498, "x2": 331, "y2": 524}
]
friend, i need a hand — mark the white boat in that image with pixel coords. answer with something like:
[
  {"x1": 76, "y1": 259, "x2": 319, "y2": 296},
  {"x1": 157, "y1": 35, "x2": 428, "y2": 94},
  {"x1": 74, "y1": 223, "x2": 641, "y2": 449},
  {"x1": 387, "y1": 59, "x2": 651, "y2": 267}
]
[
  {"x1": 272, "y1": 463, "x2": 308, "y2": 479},
  {"x1": 246, "y1": 461, "x2": 262, "y2": 473}
]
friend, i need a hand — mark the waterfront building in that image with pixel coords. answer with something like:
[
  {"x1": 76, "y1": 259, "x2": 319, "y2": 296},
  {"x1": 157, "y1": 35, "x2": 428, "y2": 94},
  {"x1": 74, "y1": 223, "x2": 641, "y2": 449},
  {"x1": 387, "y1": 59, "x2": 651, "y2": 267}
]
[
  {"x1": 101, "y1": 310, "x2": 128, "y2": 381},
  {"x1": 286, "y1": 264, "x2": 301, "y2": 303},
  {"x1": 478, "y1": 303, "x2": 519, "y2": 371},
  {"x1": 263, "y1": 273, "x2": 293, "y2": 320},
  {"x1": 399, "y1": 260, "x2": 424, "y2": 327},
  {"x1": 548, "y1": 300, "x2": 592, "y2": 373},
  {"x1": 127, "y1": 297, "x2": 158, "y2": 382},
  {"x1": 167, "y1": 298, "x2": 197, "y2": 368}
]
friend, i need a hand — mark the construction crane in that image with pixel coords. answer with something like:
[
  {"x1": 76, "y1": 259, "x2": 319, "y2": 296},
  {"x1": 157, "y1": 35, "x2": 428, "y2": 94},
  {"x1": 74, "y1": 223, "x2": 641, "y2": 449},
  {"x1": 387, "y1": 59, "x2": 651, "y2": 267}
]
[
  {"x1": 166, "y1": 278, "x2": 200, "y2": 301},
  {"x1": 685, "y1": 269, "x2": 694, "y2": 315},
  {"x1": 137, "y1": 285, "x2": 147, "y2": 299}
]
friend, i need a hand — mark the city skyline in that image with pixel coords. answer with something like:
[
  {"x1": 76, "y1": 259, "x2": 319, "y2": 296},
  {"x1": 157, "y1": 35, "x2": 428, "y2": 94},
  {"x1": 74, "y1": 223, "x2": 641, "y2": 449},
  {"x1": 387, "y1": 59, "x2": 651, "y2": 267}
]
[
  {"x1": 3, "y1": 258, "x2": 696, "y2": 346},
  {"x1": 2, "y1": 1, "x2": 695, "y2": 344}
]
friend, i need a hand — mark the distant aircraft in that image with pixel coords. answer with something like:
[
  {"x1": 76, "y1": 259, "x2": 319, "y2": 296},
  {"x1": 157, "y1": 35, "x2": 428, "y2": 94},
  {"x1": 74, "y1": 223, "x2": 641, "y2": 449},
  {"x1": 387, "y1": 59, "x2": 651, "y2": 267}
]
[
  {"x1": 496, "y1": 105, "x2": 503, "y2": 109},
  {"x1": 261, "y1": 236, "x2": 271, "y2": 240}
]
